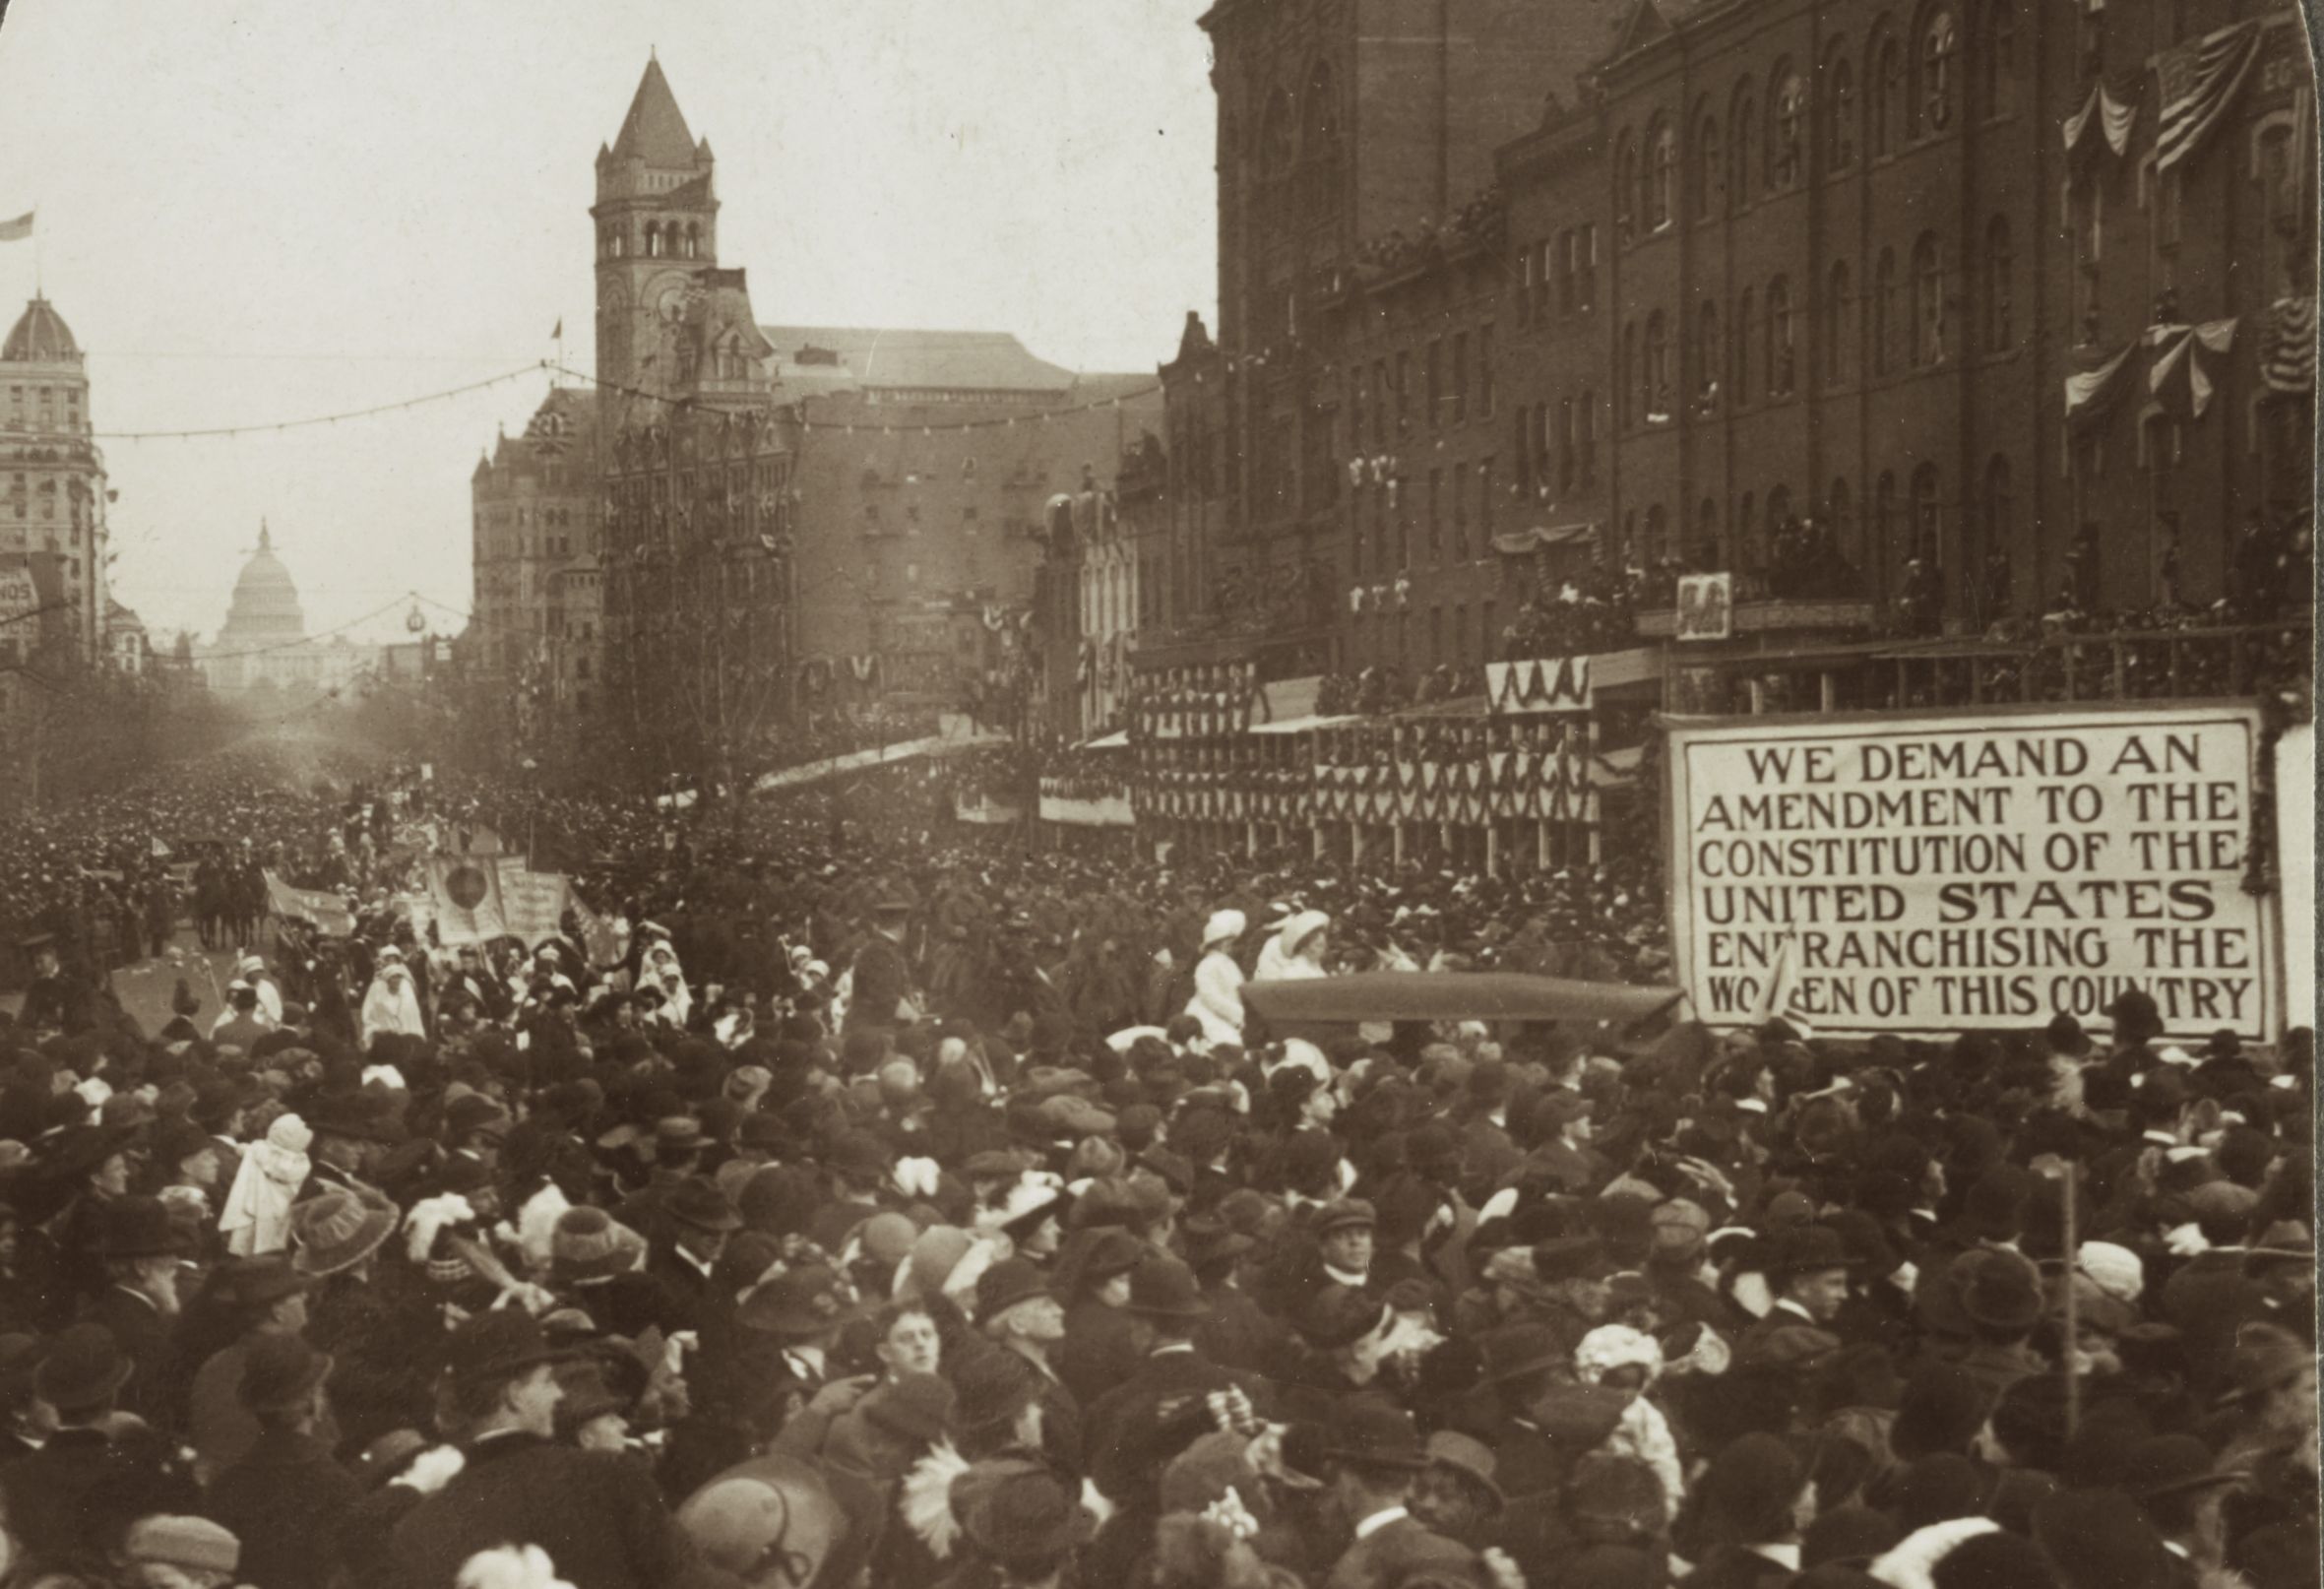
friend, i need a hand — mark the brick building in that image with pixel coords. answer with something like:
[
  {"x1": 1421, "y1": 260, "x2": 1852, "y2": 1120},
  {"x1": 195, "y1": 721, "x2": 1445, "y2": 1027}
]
[
  {"x1": 469, "y1": 385, "x2": 604, "y2": 738},
  {"x1": 1156, "y1": 0, "x2": 2316, "y2": 690},
  {"x1": 1, "y1": 296, "x2": 117, "y2": 667}
]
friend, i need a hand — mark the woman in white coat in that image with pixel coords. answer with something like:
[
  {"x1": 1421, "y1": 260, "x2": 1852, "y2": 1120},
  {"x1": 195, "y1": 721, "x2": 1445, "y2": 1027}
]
[
  {"x1": 1273, "y1": 910, "x2": 1332, "y2": 981},
  {"x1": 359, "y1": 946, "x2": 428, "y2": 1047},
  {"x1": 1184, "y1": 909, "x2": 1248, "y2": 1048}
]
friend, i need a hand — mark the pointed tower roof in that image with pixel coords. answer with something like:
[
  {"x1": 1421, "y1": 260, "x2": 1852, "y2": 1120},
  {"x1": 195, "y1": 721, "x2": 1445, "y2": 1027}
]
[{"x1": 610, "y1": 57, "x2": 699, "y2": 166}]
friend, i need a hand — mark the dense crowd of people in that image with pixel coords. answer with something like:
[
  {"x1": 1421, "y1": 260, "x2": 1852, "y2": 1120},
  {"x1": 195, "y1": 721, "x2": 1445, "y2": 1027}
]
[{"x1": 0, "y1": 735, "x2": 2308, "y2": 1589}]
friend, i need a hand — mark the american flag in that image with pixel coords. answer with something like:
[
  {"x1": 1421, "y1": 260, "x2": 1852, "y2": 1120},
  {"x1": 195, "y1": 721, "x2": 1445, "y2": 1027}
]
[
  {"x1": 2156, "y1": 20, "x2": 2262, "y2": 171},
  {"x1": 2265, "y1": 296, "x2": 2316, "y2": 393}
]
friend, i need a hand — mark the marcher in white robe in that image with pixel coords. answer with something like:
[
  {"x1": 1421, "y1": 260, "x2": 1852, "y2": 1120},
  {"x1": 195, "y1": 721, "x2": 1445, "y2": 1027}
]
[
  {"x1": 360, "y1": 947, "x2": 428, "y2": 1046},
  {"x1": 1185, "y1": 910, "x2": 1247, "y2": 1048},
  {"x1": 235, "y1": 955, "x2": 285, "y2": 1027},
  {"x1": 638, "y1": 941, "x2": 693, "y2": 1029}
]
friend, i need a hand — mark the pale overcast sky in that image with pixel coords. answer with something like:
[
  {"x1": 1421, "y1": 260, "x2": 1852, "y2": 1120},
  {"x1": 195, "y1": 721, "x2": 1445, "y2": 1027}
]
[{"x1": 0, "y1": 0, "x2": 1218, "y2": 644}]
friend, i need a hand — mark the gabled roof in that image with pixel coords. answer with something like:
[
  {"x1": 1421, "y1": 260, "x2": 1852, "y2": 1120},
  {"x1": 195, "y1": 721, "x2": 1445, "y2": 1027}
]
[
  {"x1": 610, "y1": 57, "x2": 700, "y2": 167},
  {"x1": 1609, "y1": 0, "x2": 1675, "y2": 58},
  {"x1": 759, "y1": 326, "x2": 1080, "y2": 396}
]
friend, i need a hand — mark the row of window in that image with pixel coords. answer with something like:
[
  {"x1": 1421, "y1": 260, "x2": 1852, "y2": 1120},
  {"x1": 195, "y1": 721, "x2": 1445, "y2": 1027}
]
[
  {"x1": 1346, "y1": 325, "x2": 1499, "y2": 450},
  {"x1": 1626, "y1": 458, "x2": 2004, "y2": 576},
  {"x1": 599, "y1": 220, "x2": 704, "y2": 261},
  {"x1": 1613, "y1": 222, "x2": 2017, "y2": 425},
  {"x1": 1345, "y1": 456, "x2": 1502, "y2": 579},
  {"x1": 1614, "y1": 3, "x2": 2020, "y2": 241},
  {"x1": 1515, "y1": 227, "x2": 1600, "y2": 328},
  {"x1": 1355, "y1": 601, "x2": 1503, "y2": 676}
]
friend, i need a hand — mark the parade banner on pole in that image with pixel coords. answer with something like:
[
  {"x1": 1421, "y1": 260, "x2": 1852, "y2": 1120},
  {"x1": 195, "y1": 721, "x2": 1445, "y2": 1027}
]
[
  {"x1": 494, "y1": 858, "x2": 570, "y2": 945},
  {"x1": 264, "y1": 870, "x2": 355, "y2": 937},
  {"x1": 1665, "y1": 704, "x2": 2276, "y2": 1041},
  {"x1": 427, "y1": 856, "x2": 506, "y2": 945},
  {"x1": 569, "y1": 893, "x2": 630, "y2": 970}
]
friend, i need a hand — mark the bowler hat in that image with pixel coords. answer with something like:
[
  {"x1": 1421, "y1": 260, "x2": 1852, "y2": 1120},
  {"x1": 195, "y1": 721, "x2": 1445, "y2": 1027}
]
[
  {"x1": 959, "y1": 1461, "x2": 1080, "y2": 1570},
  {"x1": 1293, "y1": 1284, "x2": 1390, "y2": 1351},
  {"x1": 34, "y1": 1323, "x2": 133, "y2": 1413},
  {"x1": 952, "y1": 1352, "x2": 1043, "y2": 1435},
  {"x1": 1321, "y1": 1403, "x2": 1427, "y2": 1468},
  {"x1": 219, "y1": 1254, "x2": 313, "y2": 1310},
  {"x1": 123, "y1": 1517, "x2": 239, "y2": 1576},
  {"x1": 238, "y1": 1333, "x2": 335, "y2": 1415},
  {"x1": 1955, "y1": 1248, "x2": 2044, "y2": 1335},
  {"x1": 100, "y1": 1195, "x2": 193, "y2": 1260},
  {"x1": 654, "y1": 1116, "x2": 711, "y2": 1155},
  {"x1": 1424, "y1": 1430, "x2": 1505, "y2": 1509},
  {"x1": 1123, "y1": 1257, "x2": 1210, "y2": 1321},
  {"x1": 442, "y1": 1309, "x2": 576, "y2": 1389},
  {"x1": 974, "y1": 1257, "x2": 1055, "y2": 1327},
  {"x1": 1766, "y1": 1223, "x2": 1850, "y2": 1280},
  {"x1": 664, "y1": 1176, "x2": 742, "y2": 1234},
  {"x1": 1178, "y1": 1215, "x2": 1253, "y2": 1272},
  {"x1": 1477, "y1": 1321, "x2": 1567, "y2": 1386},
  {"x1": 862, "y1": 1370, "x2": 955, "y2": 1443}
]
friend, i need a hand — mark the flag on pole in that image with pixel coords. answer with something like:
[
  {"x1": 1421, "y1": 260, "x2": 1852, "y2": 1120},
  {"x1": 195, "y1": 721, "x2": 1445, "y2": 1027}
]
[
  {"x1": 2156, "y1": 20, "x2": 2262, "y2": 171},
  {"x1": 265, "y1": 870, "x2": 354, "y2": 936},
  {"x1": 492, "y1": 857, "x2": 570, "y2": 944},
  {"x1": 0, "y1": 212, "x2": 31, "y2": 243},
  {"x1": 552, "y1": 317, "x2": 563, "y2": 340}
]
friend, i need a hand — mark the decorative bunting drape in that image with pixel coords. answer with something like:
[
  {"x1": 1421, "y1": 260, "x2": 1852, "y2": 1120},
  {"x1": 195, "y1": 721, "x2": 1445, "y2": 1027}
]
[
  {"x1": 2143, "y1": 318, "x2": 2239, "y2": 419},
  {"x1": 2064, "y1": 342, "x2": 2138, "y2": 426},
  {"x1": 2063, "y1": 81, "x2": 2136, "y2": 159}
]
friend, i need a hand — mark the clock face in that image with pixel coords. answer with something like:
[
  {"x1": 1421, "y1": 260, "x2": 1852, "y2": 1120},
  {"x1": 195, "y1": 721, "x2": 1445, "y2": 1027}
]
[{"x1": 656, "y1": 281, "x2": 689, "y2": 324}]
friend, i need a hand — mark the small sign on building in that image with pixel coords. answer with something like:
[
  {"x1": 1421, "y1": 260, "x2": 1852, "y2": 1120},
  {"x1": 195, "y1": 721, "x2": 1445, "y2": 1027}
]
[{"x1": 1674, "y1": 573, "x2": 1733, "y2": 642}]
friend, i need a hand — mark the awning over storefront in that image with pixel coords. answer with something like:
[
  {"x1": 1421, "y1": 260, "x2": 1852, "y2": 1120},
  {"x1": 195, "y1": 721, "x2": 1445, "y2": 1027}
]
[{"x1": 1080, "y1": 730, "x2": 1129, "y2": 749}]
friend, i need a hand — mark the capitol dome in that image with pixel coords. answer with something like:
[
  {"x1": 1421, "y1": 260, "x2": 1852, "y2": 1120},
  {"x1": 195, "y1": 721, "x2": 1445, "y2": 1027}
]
[
  {"x1": 2, "y1": 296, "x2": 80, "y2": 364},
  {"x1": 216, "y1": 522, "x2": 307, "y2": 646}
]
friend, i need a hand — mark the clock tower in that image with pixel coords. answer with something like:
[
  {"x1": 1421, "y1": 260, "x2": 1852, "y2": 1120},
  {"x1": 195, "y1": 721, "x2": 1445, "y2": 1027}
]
[{"x1": 592, "y1": 56, "x2": 720, "y2": 404}]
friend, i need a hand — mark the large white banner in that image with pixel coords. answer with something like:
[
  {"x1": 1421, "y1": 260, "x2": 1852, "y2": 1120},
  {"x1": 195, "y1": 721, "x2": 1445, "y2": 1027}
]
[{"x1": 1666, "y1": 705, "x2": 2278, "y2": 1041}]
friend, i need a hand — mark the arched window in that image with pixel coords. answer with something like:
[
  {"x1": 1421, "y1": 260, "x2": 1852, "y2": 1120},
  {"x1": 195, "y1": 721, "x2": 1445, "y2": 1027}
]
[
  {"x1": 1697, "y1": 497, "x2": 1721, "y2": 564},
  {"x1": 1913, "y1": 231, "x2": 1945, "y2": 365},
  {"x1": 1767, "y1": 275, "x2": 1796, "y2": 395},
  {"x1": 1981, "y1": 454, "x2": 2013, "y2": 609},
  {"x1": 608, "y1": 228, "x2": 626, "y2": 260},
  {"x1": 1872, "y1": 33, "x2": 1904, "y2": 157},
  {"x1": 1645, "y1": 310, "x2": 1670, "y2": 416},
  {"x1": 645, "y1": 222, "x2": 662, "y2": 258},
  {"x1": 684, "y1": 223, "x2": 700, "y2": 259},
  {"x1": 1614, "y1": 130, "x2": 1637, "y2": 241},
  {"x1": 1731, "y1": 87, "x2": 1758, "y2": 207},
  {"x1": 1826, "y1": 49, "x2": 1857, "y2": 170},
  {"x1": 1872, "y1": 247, "x2": 1899, "y2": 374},
  {"x1": 1770, "y1": 68, "x2": 1806, "y2": 188},
  {"x1": 1768, "y1": 485, "x2": 1793, "y2": 541},
  {"x1": 1695, "y1": 106, "x2": 1723, "y2": 219},
  {"x1": 1982, "y1": 2, "x2": 2017, "y2": 118},
  {"x1": 1737, "y1": 490, "x2": 1759, "y2": 568},
  {"x1": 1984, "y1": 217, "x2": 2014, "y2": 352},
  {"x1": 1919, "y1": 9, "x2": 1958, "y2": 133},
  {"x1": 1619, "y1": 322, "x2": 1638, "y2": 426},
  {"x1": 1824, "y1": 261, "x2": 1853, "y2": 384},
  {"x1": 1697, "y1": 299, "x2": 1723, "y2": 407},
  {"x1": 1829, "y1": 477, "x2": 1856, "y2": 567},
  {"x1": 1875, "y1": 469, "x2": 1900, "y2": 590},
  {"x1": 1734, "y1": 288, "x2": 1755, "y2": 403},
  {"x1": 1646, "y1": 503, "x2": 1668, "y2": 560},
  {"x1": 1647, "y1": 116, "x2": 1676, "y2": 230},
  {"x1": 1912, "y1": 462, "x2": 1942, "y2": 558}
]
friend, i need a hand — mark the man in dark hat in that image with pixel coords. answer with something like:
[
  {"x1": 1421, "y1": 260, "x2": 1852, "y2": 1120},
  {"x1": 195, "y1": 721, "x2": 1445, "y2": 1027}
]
[
  {"x1": 90, "y1": 1195, "x2": 194, "y2": 1430},
  {"x1": 974, "y1": 1257, "x2": 1082, "y2": 1468},
  {"x1": 17, "y1": 934, "x2": 94, "y2": 1037},
  {"x1": 641, "y1": 1176, "x2": 742, "y2": 1338},
  {"x1": 1084, "y1": 1258, "x2": 1233, "y2": 1513},
  {"x1": 1318, "y1": 1403, "x2": 1482, "y2": 1589},
  {"x1": 1737, "y1": 1224, "x2": 1849, "y2": 1362},
  {"x1": 203, "y1": 1333, "x2": 361, "y2": 1589},
  {"x1": 386, "y1": 1310, "x2": 727, "y2": 1589},
  {"x1": 187, "y1": 1255, "x2": 327, "y2": 1484},
  {"x1": 845, "y1": 899, "x2": 919, "y2": 1040},
  {"x1": 1, "y1": 1322, "x2": 198, "y2": 1571}
]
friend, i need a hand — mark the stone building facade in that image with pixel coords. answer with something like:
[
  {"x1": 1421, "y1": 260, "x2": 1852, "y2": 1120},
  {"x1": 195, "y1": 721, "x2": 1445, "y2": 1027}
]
[{"x1": 0, "y1": 297, "x2": 116, "y2": 667}]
